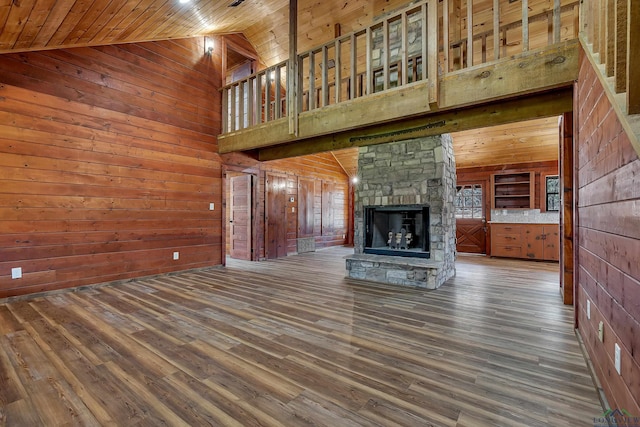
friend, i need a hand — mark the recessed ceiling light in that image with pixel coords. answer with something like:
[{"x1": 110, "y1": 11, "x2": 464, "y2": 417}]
[
  {"x1": 180, "y1": 0, "x2": 190, "y2": 4},
  {"x1": 229, "y1": 0, "x2": 246, "y2": 6}
]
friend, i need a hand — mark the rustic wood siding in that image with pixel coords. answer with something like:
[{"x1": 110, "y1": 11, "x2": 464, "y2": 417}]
[
  {"x1": 576, "y1": 48, "x2": 640, "y2": 415},
  {"x1": 0, "y1": 37, "x2": 223, "y2": 298}
]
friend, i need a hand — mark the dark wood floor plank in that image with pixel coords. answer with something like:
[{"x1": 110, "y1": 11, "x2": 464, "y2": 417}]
[{"x1": 0, "y1": 247, "x2": 603, "y2": 426}]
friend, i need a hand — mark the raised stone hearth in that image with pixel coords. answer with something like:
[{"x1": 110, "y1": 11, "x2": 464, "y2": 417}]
[{"x1": 346, "y1": 134, "x2": 456, "y2": 288}]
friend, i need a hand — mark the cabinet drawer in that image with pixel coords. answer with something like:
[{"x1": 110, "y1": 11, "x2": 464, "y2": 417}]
[
  {"x1": 492, "y1": 244, "x2": 523, "y2": 258},
  {"x1": 492, "y1": 233, "x2": 521, "y2": 245}
]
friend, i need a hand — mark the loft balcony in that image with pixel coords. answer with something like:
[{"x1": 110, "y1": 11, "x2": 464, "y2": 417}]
[{"x1": 218, "y1": 0, "x2": 638, "y2": 160}]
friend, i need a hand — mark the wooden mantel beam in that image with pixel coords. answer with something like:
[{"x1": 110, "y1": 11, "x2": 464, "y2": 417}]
[{"x1": 258, "y1": 88, "x2": 574, "y2": 161}]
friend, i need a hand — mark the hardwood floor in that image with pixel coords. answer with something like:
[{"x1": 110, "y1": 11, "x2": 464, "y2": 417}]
[{"x1": 0, "y1": 247, "x2": 602, "y2": 426}]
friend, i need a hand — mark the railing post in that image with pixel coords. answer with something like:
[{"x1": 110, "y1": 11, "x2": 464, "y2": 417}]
[
  {"x1": 553, "y1": 0, "x2": 561, "y2": 44},
  {"x1": 255, "y1": 74, "x2": 262, "y2": 124},
  {"x1": 222, "y1": 88, "x2": 229, "y2": 134},
  {"x1": 366, "y1": 28, "x2": 372, "y2": 95},
  {"x1": 335, "y1": 39, "x2": 342, "y2": 103},
  {"x1": 350, "y1": 34, "x2": 357, "y2": 99},
  {"x1": 628, "y1": 0, "x2": 640, "y2": 114},
  {"x1": 265, "y1": 70, "x2": 272, "y2": 122},
  {"x1": 288, "y1": 0, "x2": 298, "y2": 135},
  {"x1": 274, "y1": 66, "x2": 282, "y2": 119},
  {"x1": 238, "y1": 81, "x2": 245, "y2": 129},
  {"x1": 382, "y1": 20, "x2": 390, "y2": 91},
  {"x1": 422, "y1": 3, "x2": 428, "y2": 82},
  {"x1": 443, "y1": 0, "x2": 450, "y2": 72},
  {"x1": 401, "y1": 12, "x2": 408, "y2": 86},
  {"x1": 247, "y1": 77, "x2": 254, "y2": 127},
  {"x1": 309, "y1": 52, "x2": 316, "y2": 109},
  {"x1": 322, "y1": 45, "x2": 329, "y2": 106},
  {"x1": 605, "y1": 0, "x2": 615, "y2": 76}
]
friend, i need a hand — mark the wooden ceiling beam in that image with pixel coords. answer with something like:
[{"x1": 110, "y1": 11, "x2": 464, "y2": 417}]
[{"x1": 257, "y1": 88, "x2": 573, "y2": 161}]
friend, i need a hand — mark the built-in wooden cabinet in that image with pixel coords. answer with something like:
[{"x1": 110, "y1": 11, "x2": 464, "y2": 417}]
[
  {"x1": 491, "y1": 172, "x2": 535, "y2": 209},
  {"x1": 491, "y1": 223, "x2": 559, "y2": 261}
]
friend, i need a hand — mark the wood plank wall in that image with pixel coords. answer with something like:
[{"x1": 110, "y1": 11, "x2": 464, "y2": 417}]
[
  {"x1": 223, "y1": 152, "x2": 349, "y2": 260},
  {"x1": 576, "y1": 48, "x2": 640, "y2": 415},
  {"x1": 0, "y1": 37, "x2": 223, "y2": 298}
]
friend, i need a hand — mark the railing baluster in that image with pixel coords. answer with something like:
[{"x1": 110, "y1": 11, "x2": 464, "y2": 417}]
[
  {"x1": 522, "y1": 0, "x2": 529, "y2": 52},
  {"x1": 265, "y1": 70, "x2": 272, "y2": 122},
  {"x1": 605, "y1": 0, "x2": 615, "y2": 76},
  {"x1": 401, "y1": 12, "x2": 408, "y2": 86},
  {"x1": 322, "y1": 45, "x2": 329, "y2": 106},
  {"x1": 553, "y1": 0, "x2": 561, "y2": 43},
  {"x1": 230, "y1": 84, "x2": 237, "y2": 132},
  {"x1": 274, "y1": 66, "x2": 282, "y2": 119},
  {"x1": 247, "y1": 77, "x2": 254, "y2": 127},
  {"x1": 350, "y1": 34, "x2": 357, "y2": 99},
  {"x1": 366, "y1": 27, "x2": 372, "y2": 96},
  {"x1": 335, "y1": 39, "x2": 342, "y2": 103},
  {"x1": 615, "y1": 0, "x2": 627, "y2": 93},
  {"x1": 629, "y1": 0, "x2": 640, "y2": 114},
  {"x1": 443, "y1": 0, "x2": 450, "y2": 72},
  {"x1": 255, "y1": 73, "x2": 262, "y2": 124},
  {"x1": 493, "y1": 0, "x2": 499, "y2": 61},
  {"x1": 309, "y1": 52, "x2": 316, "y2": 110},
  {"x1": 467, "y1": 0, "x2": 473, "y2": 66},
  {"x1": 427, "y1": 0, "x2": 438, "y2": 105},
  {"x1": 222, "y1": 88, "x2": 229, "y2": 133},
  {"x1": 238, "y1": 81, "x2": 245, "y2": 129},
  {"x1": 383, "y1": 20, "x2": 389, "y2": 91}
]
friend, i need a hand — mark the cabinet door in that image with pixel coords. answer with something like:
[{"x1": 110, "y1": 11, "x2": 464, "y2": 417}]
[
  {"x1": 523, "y1": 224, "x2": 545, "y2": 259},
  {"x1": 543, "y1": 225, "x2": 560, "y2": 261}
]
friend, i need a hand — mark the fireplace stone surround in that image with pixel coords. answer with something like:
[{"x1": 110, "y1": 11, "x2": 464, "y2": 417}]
[{"x1": 346, "y1": 134, "x2": 456, "y2": 289}]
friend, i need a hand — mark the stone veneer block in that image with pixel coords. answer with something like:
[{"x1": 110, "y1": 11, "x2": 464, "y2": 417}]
[{"x1": 345, "y1": 254, "x2": 443, "y2": 289}]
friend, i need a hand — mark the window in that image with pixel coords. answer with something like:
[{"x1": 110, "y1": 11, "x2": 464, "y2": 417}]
[
  {"x1": 545, "y1": 175, "x2": 560, "y2": 211},
  {"x1": 455, "y1": 184, "x2": 483, "y2": 218}
]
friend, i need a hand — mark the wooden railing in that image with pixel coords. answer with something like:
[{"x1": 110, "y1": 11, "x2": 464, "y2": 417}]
[
  {"x1": 222, "y1": 60, "x2": 288, "y2": 133},
  {"x1": 221, "y1": 0, "x2": 582, "y2": 135},
  {"x1": 580, "y1": 0, "x2": 639, "y2": 115}
]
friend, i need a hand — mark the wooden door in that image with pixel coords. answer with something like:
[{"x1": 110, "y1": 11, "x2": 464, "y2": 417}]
[
  {"x1": 455, "y1": 183, "x2": 487, "y2": 254},
  {"x1": 230, "y1": 174, "x2": 252, "y2": 260},
  {"x1": 298, "y1": 178, "x2": 315, "y2": 237},
  {"x1": 266, "y1": 174, "x2": 288, "y2": 259}
]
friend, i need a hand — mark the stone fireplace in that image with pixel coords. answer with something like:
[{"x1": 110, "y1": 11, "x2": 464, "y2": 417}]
[{"x1": 346, "y1": 134, "x2": 456, "y2": 289}]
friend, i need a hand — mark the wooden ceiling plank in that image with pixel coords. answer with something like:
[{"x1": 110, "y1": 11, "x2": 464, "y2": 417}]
[
  {"x1": 73, "y1": 1, "x2": 132, "y2": 46},
  {"x1": 109, "y1": 0, "x2": 172, "y2": 43},
  {"x1": 100, "y1": 0, "x2": 158, "y2": 43},
  {"x1": 46, "y1": 0, "x2": 95, "y2": 46},
  {"x1": 11, "y1": 0, "x2": 54, "y2": 50},
  {"x1": 28, "y1": 0, "x2": 77, "y2": 49},
  {"x1": 0, "y1": 0, "x2": 36, "y2": 49}
]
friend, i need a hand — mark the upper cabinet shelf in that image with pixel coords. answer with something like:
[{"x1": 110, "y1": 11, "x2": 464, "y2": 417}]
[{"x1": 491, "y1": 172, "x2": 535, "y2": 209}]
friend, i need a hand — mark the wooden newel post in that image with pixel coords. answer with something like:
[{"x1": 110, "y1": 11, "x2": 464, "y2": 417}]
[{"x1": 288, "y1": 0, "x2": 299, "y2": 135}]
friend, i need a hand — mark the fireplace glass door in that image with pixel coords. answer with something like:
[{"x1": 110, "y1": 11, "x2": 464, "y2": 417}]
[{"x1": 364, "y1": 205, "x2": 430, "y2": 258}]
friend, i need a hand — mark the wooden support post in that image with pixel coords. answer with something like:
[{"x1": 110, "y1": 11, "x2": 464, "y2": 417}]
[
  {"x1": 427, "y1": 0, "x2": 438, "y2": 105},
  {"x1": 493, "y1": 0, "x2": 500, "y2": 61},
  {"x1": 467, "y1": 0, "x2": 474, "y2": 66},
  {"x1": 560, "y1": 112, "x2": 574, "y2": 306},
  {"x1": 628, "y1": 0, "x2": 640, "y2": 114},
  {"x1": 615, "y1": 0, "x2": 628, "y2": 93},
  {"x1": 522, "y1": 0, "x2": 529, "y2": 52}
]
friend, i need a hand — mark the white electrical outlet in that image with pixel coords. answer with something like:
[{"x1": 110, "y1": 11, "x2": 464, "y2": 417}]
[
  {"x1": 292, "y1": 207, "x2": 295, "y2": 213},
  {"x1": 587, "y1": 300, "x2": 591, "y2": 319},
  {"x1": 11, "y1": 267, "x2": 22, "y2": 279},
  {"x1": 614, "y1": 343, "x2": 621, "y2": 375},
  {"x1": 209, "y1": 203, "x2": 215, "y2": 211},
  {"x1": 173, "y1": 252, "x2": 180, "y2": 260}
]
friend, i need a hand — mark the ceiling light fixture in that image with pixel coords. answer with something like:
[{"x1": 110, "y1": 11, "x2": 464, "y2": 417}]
[{"x1": 180, "y1": 0, "x2": 190, "y2": 4}]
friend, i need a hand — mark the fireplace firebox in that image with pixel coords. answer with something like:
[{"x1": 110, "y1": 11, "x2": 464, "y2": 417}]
[{"x1": 364, "y1": 205, "x2": 430, "y2": 258}]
